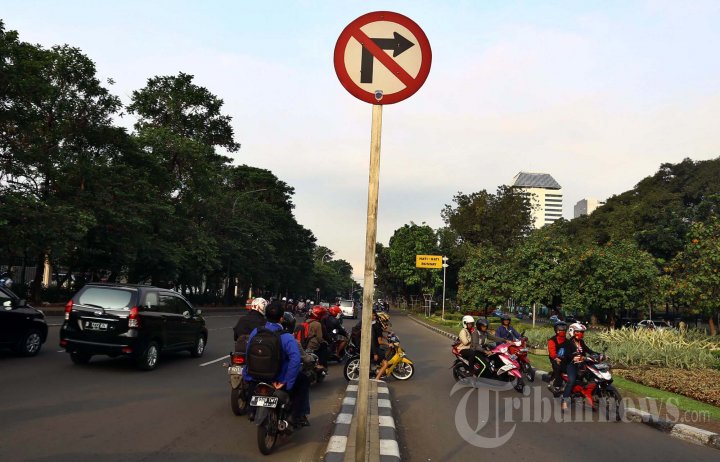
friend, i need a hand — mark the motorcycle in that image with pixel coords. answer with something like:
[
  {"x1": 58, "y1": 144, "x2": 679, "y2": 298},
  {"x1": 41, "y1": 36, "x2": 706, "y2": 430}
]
[
  {"x1": 451, "y1": 340, "x2": 525, "y2": 393},
  {"x1": 541, "y1": 352, "x2": 623, "y2": 421},
  {"x1": 227, "y1": 351, "x2": 250, "y2": 416},
  {"x1": 507, "y1": 331, "x2": 536, "y2": 382},
  {"x1": 343, "y1": 332, "x2": 414, "y2": 381},
  {"x1": 328, "y1": 329, "x2": 357, "y2": 363},
  {"x1": 301, "y1": 349, "x2": 327, "y2": 385},
  {"x1": 250, "y1": 381, "x2": 297, "y2": 455}
]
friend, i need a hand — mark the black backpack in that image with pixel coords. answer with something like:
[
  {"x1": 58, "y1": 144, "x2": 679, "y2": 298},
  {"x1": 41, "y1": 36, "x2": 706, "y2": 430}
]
[
  {"x1": 351, "y1": 322, "x2": 362, "y2": 345},
  {"x1": 246, "y1": 327, "x2": 283, "y2": 380}
]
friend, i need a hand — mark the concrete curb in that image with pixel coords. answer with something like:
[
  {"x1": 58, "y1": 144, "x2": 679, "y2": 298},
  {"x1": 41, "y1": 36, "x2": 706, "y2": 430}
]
[
  {"x1": 325, "y1": 381, "x2": 401, "y2": 461},
  {"x1": 407, "y1": 314, "x2": 720, "y2": 452}
]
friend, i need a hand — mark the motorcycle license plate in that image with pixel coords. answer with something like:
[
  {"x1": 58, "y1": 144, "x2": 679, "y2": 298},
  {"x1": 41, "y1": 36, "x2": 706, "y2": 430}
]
[
  {"x1": 83, "y1": 320, "x2": 108, "y2": 331},
  {"x1": 227, "y1": 366, "x2": 243, "y2": 375},
  {"x1": 250, "y1": 396, "x2": 278, "y2": 408},
  {"x1": 499, "y1": 364, "x2": 514, "y2": 373}
]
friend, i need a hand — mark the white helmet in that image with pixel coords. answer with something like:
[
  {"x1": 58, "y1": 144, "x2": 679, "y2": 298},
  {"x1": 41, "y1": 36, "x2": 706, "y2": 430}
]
[
  {"x1": 567, "y1": 322, "x2": 586, "y2": 337},
  {"x1": 462, "y1": 315, "x2": 475, "y2": 325},
  {"x1": 250, "y1": 297, "x2": 268, "y2": 315}
]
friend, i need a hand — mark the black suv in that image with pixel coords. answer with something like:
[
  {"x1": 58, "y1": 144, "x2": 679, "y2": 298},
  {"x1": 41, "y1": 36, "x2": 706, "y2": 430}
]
[
  {"x1": 0, "y1": 286, "x2": 48, "y2": 356},
  {"x1": 60, "y1": 283, "x2": 208, "y2": 370}
]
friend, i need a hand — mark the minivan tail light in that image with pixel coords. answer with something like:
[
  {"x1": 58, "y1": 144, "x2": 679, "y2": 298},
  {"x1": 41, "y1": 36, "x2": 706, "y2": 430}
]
[
  {"x1": 128, "y1": 307, "x2": 140, "y2": 328},
  {"x1": 64, "y1": 300, "x2": 73, "y2": 320}
]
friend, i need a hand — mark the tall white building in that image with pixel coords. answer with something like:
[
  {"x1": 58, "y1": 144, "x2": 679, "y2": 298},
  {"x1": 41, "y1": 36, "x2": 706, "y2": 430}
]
[
  {"x1": 574, "y1": 198, "x2": 605, "y2": 218},
  {"x1": 510, "y1": 172, "x2": 563, "y2": 228}
]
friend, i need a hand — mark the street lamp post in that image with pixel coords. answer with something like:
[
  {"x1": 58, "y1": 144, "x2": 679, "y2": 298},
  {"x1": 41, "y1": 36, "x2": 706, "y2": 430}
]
[
  {"x1": 442, "y1": 256, "x2": 449, "y2": 320},
  {"x1": 226, "y1": 189, "x2": 268, "y2": 304}
]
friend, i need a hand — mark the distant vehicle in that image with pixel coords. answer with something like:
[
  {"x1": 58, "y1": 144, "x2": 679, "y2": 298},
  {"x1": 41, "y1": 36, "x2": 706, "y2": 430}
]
[
  {"x1": 0, "y1": 287, "x2": 48, "y2": 356},
  {"x1": 60, "y1": 283, "x2": 208, "y2": 370},
  {"x1": 636, "y1": 320, "x2": 674, "y2": 331},
  {"x1": 338, "y1": 299, "x2": 357, "y2": 319},
  {"x1": 320, "y1": 302, "x2": 330, "y2": 308},
  {"x1": 492, "y1": 310, "x2": 504, "y2": 317},
  {"x1": 549, "y1": 315, "x2": 560, "y2": 324}
]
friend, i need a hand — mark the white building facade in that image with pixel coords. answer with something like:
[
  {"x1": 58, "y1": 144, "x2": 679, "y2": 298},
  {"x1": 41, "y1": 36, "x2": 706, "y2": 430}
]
[
  {"x1": 510, "y1": 172, "x2": 563, "y2": 229},
  {"x1": 574, "y1": 198, "x2": 605, "y2": 218}
]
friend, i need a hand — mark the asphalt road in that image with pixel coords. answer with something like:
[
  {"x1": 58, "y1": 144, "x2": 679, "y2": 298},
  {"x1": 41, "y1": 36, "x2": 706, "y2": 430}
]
[
  {"x1": 388, "y1": 312, "x2": 719, "y2": 462},
  {"x1": 0, "y1": 312, "x2": 356, "y2": 462}
]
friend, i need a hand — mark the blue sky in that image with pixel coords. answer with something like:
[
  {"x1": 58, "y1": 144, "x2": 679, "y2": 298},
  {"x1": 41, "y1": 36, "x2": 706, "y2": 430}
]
[{"x1": 3, "y1": 1, "x2": 720, "y2": 279}]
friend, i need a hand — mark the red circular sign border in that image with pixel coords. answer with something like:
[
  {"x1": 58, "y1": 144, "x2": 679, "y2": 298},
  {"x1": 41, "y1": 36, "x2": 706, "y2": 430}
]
[{"x1": 334, "y1": 11, "x2": 432, "y2": 105}]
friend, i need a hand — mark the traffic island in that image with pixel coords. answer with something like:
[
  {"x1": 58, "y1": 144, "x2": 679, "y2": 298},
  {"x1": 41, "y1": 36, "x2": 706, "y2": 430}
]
[{"x1": 325, "y1": 380, "x2": 401, "y2": 461}]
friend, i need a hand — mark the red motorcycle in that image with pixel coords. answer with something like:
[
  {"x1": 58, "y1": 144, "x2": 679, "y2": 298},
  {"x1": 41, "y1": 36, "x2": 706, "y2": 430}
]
[
  {"x1": 542, "y1": 352, "x2": 623, "y2": 421},
  {"x1": 506, "y1": 330, "x2": 535, "y2": 382}
]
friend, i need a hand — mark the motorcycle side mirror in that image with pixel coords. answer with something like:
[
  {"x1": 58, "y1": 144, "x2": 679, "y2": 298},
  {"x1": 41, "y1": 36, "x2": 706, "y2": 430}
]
[{"x1": 520, "y1": 330, "x2": 526, "y2": 336}]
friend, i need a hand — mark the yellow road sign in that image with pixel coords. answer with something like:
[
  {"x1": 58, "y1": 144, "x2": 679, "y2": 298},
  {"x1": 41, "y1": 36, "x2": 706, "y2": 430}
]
[{"x1": 416, "y1": 254, "x2": 442, "y2": 269}]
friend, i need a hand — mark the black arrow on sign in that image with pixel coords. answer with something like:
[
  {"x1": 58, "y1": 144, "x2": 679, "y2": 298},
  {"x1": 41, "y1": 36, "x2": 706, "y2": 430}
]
[{"x1": 360, "y1": 32, "x2": 415, "y2": 84}]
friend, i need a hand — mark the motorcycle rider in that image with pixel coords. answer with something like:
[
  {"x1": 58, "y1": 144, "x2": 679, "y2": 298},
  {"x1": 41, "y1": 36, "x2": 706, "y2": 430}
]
[
  {"x1": 281, "y1": 312, "x2": 296, "y2": 334},
  {"x1": 233, "y1": 297, "x2": 268, "y2": 352},
  {"x1": 561, "y1": 322, "x2": 601, "y2": 410},
  {"x1": 373, "y1": 311, "x2": 392, "y2": 380},
  {"x1": 323, "y1": 305, "x2": 349, "y2": 359},
  {"x1": 473, "y1": 318, "x2": 505, "y2": 375},
  {"x1": 457, "y1": 315, "x2": 478, "y2": 372},
  {"x1": 495, "y1": 314, "x2": 521, "y2": 341},
  {"x1": 305, "y1": 305, "x2": 329, "y2": 370},
  {"x1": 244, "y1": 300, "x2": 311, "y2": 427},
  {"x1": 547, "y1": 321, "x2": 568, "y2": 392}
]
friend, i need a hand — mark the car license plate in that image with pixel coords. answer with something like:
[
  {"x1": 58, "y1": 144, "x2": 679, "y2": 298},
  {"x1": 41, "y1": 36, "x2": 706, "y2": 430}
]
[
  {"x1": 84, "y1": 320, "x2": 109, "y2": 331},
  {"x1": 227, "y1": 366, "x2": 243, "y2": 375},
  {"x1": 250, "y1": 396, "x2": 278, "y2": 408}
]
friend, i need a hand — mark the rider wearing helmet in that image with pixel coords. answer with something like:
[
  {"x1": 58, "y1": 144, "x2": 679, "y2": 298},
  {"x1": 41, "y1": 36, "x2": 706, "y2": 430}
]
[
  {"x1": 233, "y1": 297, "x2": 268, "y2": 352},
  {"x1": 495, "y1": 314, "x2": 521, "y2": 341},
  {"x1": 281, "y1": 311, "x2": 297, "y2": 334},
  {"x1": 474, "y1": 318, "x2": 504, "y2": 350},
  {"x1": 323, "y1": 305, "x2": 349, "y2": 359},
  {"x1": 457, "y1": 315, "x2": 478, "y2": 372},
  {"x1": 305, "y1": 305, "x2": 329, "y2": 369},
  {"x1": 561, "y1": 322, "x2": 600, "y2": 410},
  {"x1": 547, "y1": 321, "x2": 568, "y2": 391}
]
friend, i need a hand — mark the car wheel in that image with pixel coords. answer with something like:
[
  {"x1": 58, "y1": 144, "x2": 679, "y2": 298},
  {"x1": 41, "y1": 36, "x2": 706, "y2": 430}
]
[
  {"x1": 15, "y1": 329, "x2": 43, "y2": 356},
  {"x1": 190, "y1": 335, "x2": 206, "y2": 358},
  {"x1": 137, "y1": 341, "x2": 160, "y2": 371},
  {"x1": 70, "y1": 351, "x2": 92, "y2": 364}
]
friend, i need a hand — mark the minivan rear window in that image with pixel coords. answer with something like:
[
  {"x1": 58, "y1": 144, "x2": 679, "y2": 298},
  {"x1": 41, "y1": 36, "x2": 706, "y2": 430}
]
[
  {"x1": 340, "y1": 301, "x2": 353, "y2": 307},
  {"x1": 78, "y1": 287, "x2": 133, "y2": 310}
]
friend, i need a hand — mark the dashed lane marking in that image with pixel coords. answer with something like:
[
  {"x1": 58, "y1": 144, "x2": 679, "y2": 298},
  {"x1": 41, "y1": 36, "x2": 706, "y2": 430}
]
[{"x1": 200, "y1": 355, "x2": 229, "y2": 367}]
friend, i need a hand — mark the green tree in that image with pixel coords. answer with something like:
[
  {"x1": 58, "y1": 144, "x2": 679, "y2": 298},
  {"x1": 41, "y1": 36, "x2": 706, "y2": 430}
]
[
  {"x1": 0, "y1": 21, "x2": 123, "y2": 299},
  {"x1": 669, "y1": 218, "x2": 720, "y2": 335},
  {"x1": 560, "y1": 241, "x2": 658, "y2": 325},
  {"x1": 457, "y1": 246, "x2": 512, "y2": 315},
  {"x1": 387, "y1": 223, "x2": 442, "y2": 297},
  {"x1": 441, "y1": 185, "x2": 533, "y2": 251}
]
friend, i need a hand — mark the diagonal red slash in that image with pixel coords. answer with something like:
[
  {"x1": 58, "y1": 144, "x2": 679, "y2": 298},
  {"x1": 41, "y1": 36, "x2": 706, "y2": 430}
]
[{"x1": 350, "y1": 26, "x2": 416, "y2": 88}]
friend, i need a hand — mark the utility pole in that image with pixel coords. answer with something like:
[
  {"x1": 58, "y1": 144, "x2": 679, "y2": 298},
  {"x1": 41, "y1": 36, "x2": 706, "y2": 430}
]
[{"x1": 441, "y1": 256, "x2": 448, "y2": 320}]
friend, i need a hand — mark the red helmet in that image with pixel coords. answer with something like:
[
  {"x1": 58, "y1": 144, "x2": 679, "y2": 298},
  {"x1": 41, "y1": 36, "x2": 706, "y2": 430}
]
[
  {"x1": 309, "y1": 305, "x2": 325, "y2": 320},
  {"x1": 329, "y1": 306, "x2": 342, "y2": 318}
]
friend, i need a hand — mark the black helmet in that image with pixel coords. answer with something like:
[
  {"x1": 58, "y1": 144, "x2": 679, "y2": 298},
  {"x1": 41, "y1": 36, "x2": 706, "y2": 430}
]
[
  {"x1": 500, "y1": 314, "x2": 511, "y2": 321},
  {"x1": 554, "y1": 321, "x2": 568, "y2": 332},
  {"x1": 476, "y1": 318, "x2": 489, "y2": 328},
  {"x1": 281, "y1": 312, "x2": 296, "y2": 333}
]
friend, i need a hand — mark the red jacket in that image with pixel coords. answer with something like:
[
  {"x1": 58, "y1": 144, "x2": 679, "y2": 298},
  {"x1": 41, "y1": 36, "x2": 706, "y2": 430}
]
[{"x1": 547, "y1": 335, "x2": 566, "y2": 360}]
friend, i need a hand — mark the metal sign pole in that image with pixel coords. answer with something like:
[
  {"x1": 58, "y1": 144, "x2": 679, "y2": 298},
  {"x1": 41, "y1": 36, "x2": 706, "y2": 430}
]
[
  {"x1": 441, "y1": 256, "x2": 448, "y2": 320},
  {"x1": 355, "y1": 103, "x2": 382, "y2": 462}
]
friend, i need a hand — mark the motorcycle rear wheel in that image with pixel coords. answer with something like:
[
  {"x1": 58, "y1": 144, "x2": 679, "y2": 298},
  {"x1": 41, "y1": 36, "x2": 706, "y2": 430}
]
[
  {"x1": 391, "y1": 362, "x2": 414, "y2": 380},
  {"x1": 257, "y1": 410, "x2": 279, "y2": 455}
]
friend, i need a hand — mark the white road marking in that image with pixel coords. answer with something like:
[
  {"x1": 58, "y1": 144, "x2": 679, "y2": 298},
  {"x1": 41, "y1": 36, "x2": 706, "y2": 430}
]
[
  {"x1": 48, "y1": 323, "x2": 62, "y2": 327},
  {"x1": 200, "y1": 355, "x2": 229, "y2": 367},
  {"x1": 57, "y1": 350, "x2": 65, "y2": 353},
  {"x1": 208, "y1": 327, "x2": 232, "y2": 331}
]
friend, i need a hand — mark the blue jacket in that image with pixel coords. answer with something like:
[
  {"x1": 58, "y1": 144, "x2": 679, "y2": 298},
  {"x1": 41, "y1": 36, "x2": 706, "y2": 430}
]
[
  {"x1": 243, "y1": 322, "x2": 302, "y2": 390},
  {"x1": 495, "y1": 324, "x2": 521, "y2": 340}
]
